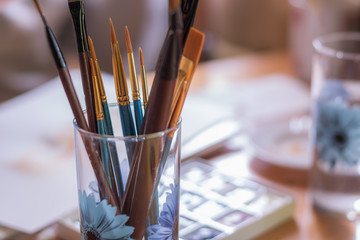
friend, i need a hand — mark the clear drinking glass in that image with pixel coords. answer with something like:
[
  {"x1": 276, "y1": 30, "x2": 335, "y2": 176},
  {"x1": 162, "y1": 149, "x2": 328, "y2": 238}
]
[
  {"x1": 310, "y1": 32, "x2": 360, "y2": 216},
  {"x1": 74, "y1": 104, "x2": 181, "y2": 239}
]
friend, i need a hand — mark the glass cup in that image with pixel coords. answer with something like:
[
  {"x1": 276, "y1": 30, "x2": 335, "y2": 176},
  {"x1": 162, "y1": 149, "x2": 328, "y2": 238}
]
[
  {"x1": 309, "y1": 32, "x2": 360, "y2": 216},
  {"x1": 74, "y1": 103, "x2": 181, "y2": 239}
]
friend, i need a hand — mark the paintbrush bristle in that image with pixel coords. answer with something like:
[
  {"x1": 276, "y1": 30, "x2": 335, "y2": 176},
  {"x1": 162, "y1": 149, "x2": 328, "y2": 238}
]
[
  {"x1": 182, "y1": 28, "x2": 205, "y2": 63},
  {"x1": 139, "y1": 47, "x2": 144, "y2": 66},
  {"x1": 109, "y1": 18, "x2": 117, "y2": 45},
  {"x1": 124, "y1": 26, "x2": 133, "y2": 53},
  {"x1": 68, "y1": 0, "x2": 79, "y2": 3},
  {"x1": 88, "y1": 36, "x2": 97, "y2": 60}
]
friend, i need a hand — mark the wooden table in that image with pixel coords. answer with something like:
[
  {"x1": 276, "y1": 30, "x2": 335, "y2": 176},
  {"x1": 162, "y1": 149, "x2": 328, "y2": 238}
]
[{"x1": 190, "y1": 50, "x2": 356, "y2": 240}]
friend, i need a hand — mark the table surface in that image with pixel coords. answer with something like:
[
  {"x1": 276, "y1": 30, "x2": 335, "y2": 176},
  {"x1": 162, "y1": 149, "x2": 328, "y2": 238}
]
[{"x1": 189, "y1": 50, "x2": 356, "y2": 240}]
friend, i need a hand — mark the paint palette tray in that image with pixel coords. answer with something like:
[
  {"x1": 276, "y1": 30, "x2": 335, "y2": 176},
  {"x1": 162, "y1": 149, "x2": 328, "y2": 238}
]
[
  {"x1": 58, "y1": 159, "x2": 295, "y2": 240},
  {"x1": 178, "y1": 159, "x2": 295, "y2": 240}
]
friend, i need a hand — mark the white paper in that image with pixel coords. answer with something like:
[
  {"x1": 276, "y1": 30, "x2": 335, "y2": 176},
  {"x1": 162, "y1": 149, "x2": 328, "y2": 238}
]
[{"x1": 0, "y1": 72, "x2": 81, "y2": 233}]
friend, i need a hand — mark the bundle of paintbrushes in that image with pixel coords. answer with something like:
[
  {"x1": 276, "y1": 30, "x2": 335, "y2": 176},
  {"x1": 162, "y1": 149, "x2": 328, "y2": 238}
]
[{"x1": 33, "y1": 0, "x2": 204, "y2": 238}]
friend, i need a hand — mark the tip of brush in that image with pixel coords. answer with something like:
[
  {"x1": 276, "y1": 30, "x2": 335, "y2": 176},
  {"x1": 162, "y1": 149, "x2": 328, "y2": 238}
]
[
  {"x1": 183, "y1": 27, "x2": 205, "y2": 63},
  {"x1": 88, "y1": 36, "x2": 97, "y2": 60},
  {"x1": 124, "y1": 26, "x2": 133, "y2": 53},
  {"x1": 109, "y1": 18, "x2": 117, "y2": 45},
  {"x1": 139, "y1": 47, "x2": 144, "y2": 66},
  {"x1": 68, "y1": 0, "x2": 79, "y2": 3}
]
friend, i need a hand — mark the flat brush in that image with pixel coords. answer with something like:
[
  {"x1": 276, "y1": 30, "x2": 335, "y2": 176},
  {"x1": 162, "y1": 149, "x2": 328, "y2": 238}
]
[
  {"x1": 125, "y1": 26, "x2": 143, "y2": 134},
  {"x1": 139, "y1": 47, "x2": 149, "y2": 110},
  {"x1": 172, "y1": 27, "x2": 204, "y2": 115},
  {"x1": 68, "y1": 0, "x2": 97, "y2": 133},
  {"x1": 33, "y1": 0, "x2": 120, "y2": 212}
]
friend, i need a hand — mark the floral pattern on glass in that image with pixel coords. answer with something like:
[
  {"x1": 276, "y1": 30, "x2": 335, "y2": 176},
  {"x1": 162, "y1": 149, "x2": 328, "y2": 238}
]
[
  {"x1": 148, "y1": 184, "x2": 179, "y2": 240},
  {"x1": 78, "y1": 190, "x2": 134, "y2": 240},
  {"x1": 316, "y1": 102, "x2": 360, "y2": 169}
]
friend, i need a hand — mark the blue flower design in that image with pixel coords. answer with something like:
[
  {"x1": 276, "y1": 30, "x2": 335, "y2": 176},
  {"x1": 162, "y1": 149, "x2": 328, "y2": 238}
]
[
  {"x1": 79, "y1": 190, "x2": 134, "y2": 240},
  {"x1": 148, "y1": 184, "x2": 179, "y2": 240},
  {"x1": 316, "y1": 102, "x2": 360, "y2": 169},
  {"x1": 318, "y1": 79, "x2": 350, "y2": 102}
]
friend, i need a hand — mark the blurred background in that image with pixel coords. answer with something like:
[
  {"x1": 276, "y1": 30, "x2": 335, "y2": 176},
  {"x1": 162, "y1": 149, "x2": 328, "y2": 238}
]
[{"x1": 0, "y1": 0, "x2": 359, "y2": 102}]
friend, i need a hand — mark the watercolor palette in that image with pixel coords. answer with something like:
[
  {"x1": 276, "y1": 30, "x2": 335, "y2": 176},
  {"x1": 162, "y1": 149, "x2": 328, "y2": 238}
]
[
  {"x1": 56, "y1": 158, "x2": 295, "y2": 240},
  {"x1": 177, "y1": 159, "x2": 295, "y2": 240}
]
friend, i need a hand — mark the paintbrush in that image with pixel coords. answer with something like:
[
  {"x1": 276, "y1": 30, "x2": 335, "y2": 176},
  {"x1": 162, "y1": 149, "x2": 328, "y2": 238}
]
[
  {"x1": 156, "y1": 29, "x2": 205, "y2": 177},
  {"x1": 172, "y1": 27, "x2": 204, "y2": 113},
  {"x1": 110, "y1": 19, "x2": 136, "y2": 138},
  {"x1": 121, "y1": 25, "x2": 182, "y2": 239},
  {"x1": 68, "y1": 0, "x2": 97, "y2": 133},
  {"x1": 125, "y1": 26, "x2": 143, "y2": 134},
  {"x1": 169, "y1": 0, "x2": 183, "y2": 29},
  {"x1": 89, "y1": 36, "x2": 125, "y2": 200},
  {"x1": 139, "y1": 47, "x2": 149, "y2": 110},
  {"x1": 149, "y1": 28, "x2": 205, "y2": 225},
  {"x1": 33, "y1": 0, "x2": 88, "y2": 132},
  {"x1": 181, "y1": 0, "x2": 199, "y2": 44},
  {"x1": 33, "y1": 0, "x2": 120, "y2": 213},
  {"x1": 90, "y1": 58, "x2": 120, "y2": 205},
  {"x1": 88, "y1": 36, "x2": 114, "y2": 135},
  {"x1": 153, "y1": 0, "x2": 184, "y2": 74}
]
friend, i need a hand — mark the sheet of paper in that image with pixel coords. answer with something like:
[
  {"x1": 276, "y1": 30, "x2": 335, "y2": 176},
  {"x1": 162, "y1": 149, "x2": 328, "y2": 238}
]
[
  {"x1": 195, "y1": 73, "x2": 310, "y2": 122},
  {"x1": 0, "y1": 73, "x2": 79, "y2": 233}
]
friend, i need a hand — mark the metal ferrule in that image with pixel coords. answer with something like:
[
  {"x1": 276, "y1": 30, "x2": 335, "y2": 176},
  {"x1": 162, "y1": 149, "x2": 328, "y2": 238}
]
[
  {"x1": 140, "y1": 65, "x2": 148, "y2": 108},
  {"x1": 113, "y1": 44, "x2": 129, "y2": 102},
  {"x1": 178, "y1": 57, "x2": 193, "y2": 79},
  {"x1": 127, "y1": 52, "x2": 140, "y2": 101},
  {"x1": 117, "y1": 96, "x2": 130, "y2": 106},
  {"x1": 94, "y1": 60, "x2": 107, "y2": 103},
  {"x1": 93, "y1": 75, "x2": 104, "y2": 121},
  {"x1": 175, "y1": 56, "x2": 193, "y2": 93}
]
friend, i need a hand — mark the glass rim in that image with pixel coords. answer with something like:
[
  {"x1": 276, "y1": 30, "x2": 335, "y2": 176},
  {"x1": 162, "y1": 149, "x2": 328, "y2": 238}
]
[
  {"x1": 73, "y1": 103, "x2": 181, "y2": 142},
  {"x1": 313, "y1": 32, "x2": 360, "y2": 60}
]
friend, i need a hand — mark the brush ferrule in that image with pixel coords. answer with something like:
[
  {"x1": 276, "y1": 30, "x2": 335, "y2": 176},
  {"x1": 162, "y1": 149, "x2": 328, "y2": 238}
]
[
  {"x1": 127, "y1": 52, "x2": 140, "y2": 100},
  {"x1": 92, "y1": 76, "x2": 104, "y2": 121},
  {"x1": 94, "y1": 60, "x2": 107, "y2": 98},
  {"x1": 179, "y1": 57, "x2": 193, "y2": 77},
  {"x1": 117, "y1": 96, "x2": 130, "y2": 106},
  {"x1": 113, "y1": 46, "x2": 129, "y2": 100},
  {"x1": 140, "y1": 65, "x2": 148, "y2": 108}
]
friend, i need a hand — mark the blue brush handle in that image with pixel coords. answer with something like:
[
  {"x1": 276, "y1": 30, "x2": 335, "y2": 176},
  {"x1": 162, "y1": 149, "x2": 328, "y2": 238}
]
[
  {"x1": 102, "y1": 101, "x2": 114, "y2": 136},
  {"x1": 118, "y1": 104, "x2": 136, "y2": 137},
  {"x1": 97, "y1": 119, "x2": 113, "y2": 189},
  {"x1": 99, "y1": 103, "x2": 125, "y2": 200},
  {"x1": 133, "y1": 99, "x2": 143, "y2": 134}
]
